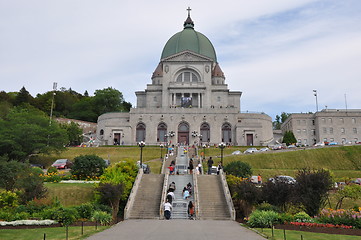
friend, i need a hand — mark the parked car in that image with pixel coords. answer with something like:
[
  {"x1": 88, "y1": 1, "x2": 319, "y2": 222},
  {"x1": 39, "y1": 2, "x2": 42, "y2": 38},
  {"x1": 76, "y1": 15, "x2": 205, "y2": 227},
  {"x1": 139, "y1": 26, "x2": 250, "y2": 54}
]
[
  {"x1": 244, "y1": 148, "x2": 258, "y2": 154},
  {"x1": 272, "y1": 144, "x2": 283, "y2": 150},
  {"x1": 269, "y1": 175, "x2": 296, "y2": 184},
  {"x1": 175, "y1": 164, "x2": 188, "y2": 174},
  {"x1": 328, "y1": 142, "x2": 338, "y2": 146},
  {"x1": 314, "y1": 142, "x2": 325, "y2": 147},
  {"x1": 259, "y1": 147, "x2": 270, "y2": 152},
  {"x1": 351, "y1": 178, "x2": 361, "y2": 185},
  {"x1": 51, "y1": 159, "x2": 73, "y2": 169},
  {"x1": 287, "y1": 145, "x2": 296, "y2": 148},
  {"x1": 232, "y1": 150, "x2": 241, "y2": 155}
]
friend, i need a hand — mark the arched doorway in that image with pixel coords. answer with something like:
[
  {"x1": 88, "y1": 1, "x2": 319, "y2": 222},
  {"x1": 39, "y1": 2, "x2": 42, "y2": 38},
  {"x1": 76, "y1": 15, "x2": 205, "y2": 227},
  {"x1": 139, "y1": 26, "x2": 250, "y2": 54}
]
[
  {"x1": 200, "y1": 122, "x2": 210, "y2": 143},
  {"x1": 136, "y1": 122, "x2": 146, "y2": 142},
  {"x1": 178, "y1": 122, "x2": 189, "y2": 145},
  {"x1": 221, "y1": 123, "x2": 232, "y2": 143},
  {"x1": 157, "y1": 122, "x2": 167, "y2": 143}
]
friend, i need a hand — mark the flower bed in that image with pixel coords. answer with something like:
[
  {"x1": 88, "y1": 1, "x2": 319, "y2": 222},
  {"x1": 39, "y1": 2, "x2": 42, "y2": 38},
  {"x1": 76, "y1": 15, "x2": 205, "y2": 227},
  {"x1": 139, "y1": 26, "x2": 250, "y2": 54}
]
[
  {"x1": 289, "y1": 221, "x2": 353, "y2": 229},
  {"x1": 275, "y1": 223, "x2": 361, "y2": 236}
]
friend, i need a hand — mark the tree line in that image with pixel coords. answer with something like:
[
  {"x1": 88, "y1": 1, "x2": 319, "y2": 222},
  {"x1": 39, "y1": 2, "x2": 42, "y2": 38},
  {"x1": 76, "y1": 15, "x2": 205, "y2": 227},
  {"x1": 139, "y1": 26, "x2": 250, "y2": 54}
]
[{"x1": 0, "y1": 86, "x2": 132, "y2": 123}]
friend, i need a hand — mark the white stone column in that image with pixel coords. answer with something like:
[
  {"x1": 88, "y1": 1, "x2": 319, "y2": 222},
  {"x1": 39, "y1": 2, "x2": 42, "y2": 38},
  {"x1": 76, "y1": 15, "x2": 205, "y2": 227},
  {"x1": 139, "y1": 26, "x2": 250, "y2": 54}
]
[{"x1": 198, "y1": 93, "x2": 201, "y2": 108}]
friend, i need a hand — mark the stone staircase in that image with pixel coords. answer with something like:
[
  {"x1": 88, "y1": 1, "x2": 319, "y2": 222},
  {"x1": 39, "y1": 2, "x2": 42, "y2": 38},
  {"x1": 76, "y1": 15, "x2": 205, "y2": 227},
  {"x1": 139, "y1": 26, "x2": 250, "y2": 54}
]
[
  {"x1": 127, "y1": 174, "x2": 164, "y2": 219},
  {"x1": 197, "y1": 175, "x2": 231, "y2": 220},
  {"x1": 169, "y1": 174, "x2": 194, "y2": 219}
]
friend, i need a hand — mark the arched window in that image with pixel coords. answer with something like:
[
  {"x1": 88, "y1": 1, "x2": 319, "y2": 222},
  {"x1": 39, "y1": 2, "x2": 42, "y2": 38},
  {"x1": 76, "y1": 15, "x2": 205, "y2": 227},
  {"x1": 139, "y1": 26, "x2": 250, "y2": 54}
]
[
  {"x1": 200, "y1": 122, "x2": 210, "y2": 142},
  {"x1": 136, "y1": 123, "x2": 146, "y2": 142},
  {"x1": 222, "y1": 123, "x2": 232, "y2": 143},
  {"x1": 176, "y1": 70, "x2": 199, "y2": 83},
  {"x1": 157, "y1": 123, "x2": 167, "y2": 143},
  {"x1": 178, "y1": 122, "x2": 190, "y2": 145},
  {"x1": 100, "y1": 129, "x2": 104, "y2": 135}
]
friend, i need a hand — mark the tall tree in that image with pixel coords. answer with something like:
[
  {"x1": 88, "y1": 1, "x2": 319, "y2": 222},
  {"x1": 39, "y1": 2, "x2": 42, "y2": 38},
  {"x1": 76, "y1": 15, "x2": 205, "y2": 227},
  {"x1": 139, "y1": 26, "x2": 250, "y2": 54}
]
[
  {"x1": 93, "y1": 87, "x2": 126, "y2": 115},
  {"x1": 0, "y1": 106, "x2": 68, "y2": 161},
  {"x1": 282, "y1": 131, "x2": 297, "y2": 145},
  {"x1": 14, "y1": 87, "x2": 33, "y2": 106}
]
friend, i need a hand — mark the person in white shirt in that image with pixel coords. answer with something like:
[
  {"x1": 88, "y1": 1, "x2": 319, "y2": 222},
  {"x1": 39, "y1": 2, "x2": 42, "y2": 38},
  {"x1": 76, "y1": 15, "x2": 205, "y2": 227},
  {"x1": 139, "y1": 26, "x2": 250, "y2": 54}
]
[{"x1": 164, "y1": 199, "x2": 172, "y2": 220}]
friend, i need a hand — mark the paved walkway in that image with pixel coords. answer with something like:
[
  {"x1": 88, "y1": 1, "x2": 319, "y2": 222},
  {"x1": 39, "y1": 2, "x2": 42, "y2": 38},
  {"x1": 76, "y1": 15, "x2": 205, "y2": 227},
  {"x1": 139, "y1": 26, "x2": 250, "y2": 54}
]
[{"x1": 86, "y1": 220, "x2": 266, "y2": 240}]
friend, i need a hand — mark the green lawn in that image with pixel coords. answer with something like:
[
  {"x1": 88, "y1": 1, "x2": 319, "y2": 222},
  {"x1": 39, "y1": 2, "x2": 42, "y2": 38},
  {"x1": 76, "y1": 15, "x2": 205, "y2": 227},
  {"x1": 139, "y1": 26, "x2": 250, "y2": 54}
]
[
  {"x1": 0, "y1": 226, "x2": 109, "y2": 240},
  {"x1": 45, "y1": 183, "x2": 95, "y2": 207},
  {"x1": 255, "y1": 228, "x2": 361, "y2": 240}
]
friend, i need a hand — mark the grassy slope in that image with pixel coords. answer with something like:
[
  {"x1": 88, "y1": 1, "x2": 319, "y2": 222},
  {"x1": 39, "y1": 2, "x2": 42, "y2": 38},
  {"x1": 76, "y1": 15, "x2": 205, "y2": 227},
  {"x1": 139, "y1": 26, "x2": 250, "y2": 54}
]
[{"x1": 45, "y1": 183, "x2": 95, "y2": 207}]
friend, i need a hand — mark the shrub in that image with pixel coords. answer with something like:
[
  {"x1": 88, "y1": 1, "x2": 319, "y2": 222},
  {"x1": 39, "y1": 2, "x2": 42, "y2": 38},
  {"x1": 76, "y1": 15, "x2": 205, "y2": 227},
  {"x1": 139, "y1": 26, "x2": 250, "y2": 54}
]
[
  {"x1": 41, "y1": 206, "x2": 78, "y2": 226},
  {"x1": 294, "y1": 169, "x2": 333, "y2": 216},
  {"x1": 316, "y1": 208, "x2": 361, "y2": 229},
  {"x1": 75, "y1": 203, "x2": 94, "y2": 220},
  {"x1": 0, "y1": 190, "x2": 19, "y2": 208},
  {"x1": 279, "y1": 213, "x2": 294, "y2": 224},
  {"x1": 257, "y1": 202, "x2": 280, "y2": 213},
  {"x1": 248, "y1": 210, "x2": 280, "y2": 228},
  {"x1": 92, "y1": 211, "x2": 112, "y2": 225},
  {"x1": 47, "y1": 167, "x2": 58, "y2": 174},
  {"x1": 71, "y1": 155, "x2": 106, "y2": 180},
  {"x1": 0, "y1": 209, "x2": 14, "y2": 221},
  {"x1": 261, "y1": 179, "x2": 295, "y2": 211},
  {"x1": 223, "y1": 161, "x2": 252, "y2": 178},
  {"x1": 294, "y1": 211, "x2": 313, "y2": 223}
]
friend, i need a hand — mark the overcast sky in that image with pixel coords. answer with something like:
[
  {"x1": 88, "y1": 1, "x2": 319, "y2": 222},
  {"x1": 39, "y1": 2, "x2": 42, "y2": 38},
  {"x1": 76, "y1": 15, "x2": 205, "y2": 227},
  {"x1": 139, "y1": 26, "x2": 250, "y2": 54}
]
[{"x1": 1, "y1": 0, "x2": 361, "y2": 119}]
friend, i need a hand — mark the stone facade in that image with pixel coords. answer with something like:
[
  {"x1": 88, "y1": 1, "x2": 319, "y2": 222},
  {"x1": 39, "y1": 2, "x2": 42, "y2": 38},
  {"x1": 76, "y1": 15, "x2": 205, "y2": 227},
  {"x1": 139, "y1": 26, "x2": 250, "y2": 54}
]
[
  {"x1": 96, "y1": 13, "x2": 273, "y2": 146},
  {"x1": 281, "y1": 109, "x2": 361, "y2": 145}
]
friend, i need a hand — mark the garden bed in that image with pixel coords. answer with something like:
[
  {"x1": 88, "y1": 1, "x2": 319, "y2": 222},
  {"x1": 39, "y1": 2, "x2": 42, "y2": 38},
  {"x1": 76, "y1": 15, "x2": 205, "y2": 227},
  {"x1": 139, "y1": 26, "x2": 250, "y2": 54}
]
[
  {"x1": 0, "y1": 221, "x2": 100, "y2": 230},
  {"x1": 274, "y1": 224, "x2": 361, "y2": 236}
]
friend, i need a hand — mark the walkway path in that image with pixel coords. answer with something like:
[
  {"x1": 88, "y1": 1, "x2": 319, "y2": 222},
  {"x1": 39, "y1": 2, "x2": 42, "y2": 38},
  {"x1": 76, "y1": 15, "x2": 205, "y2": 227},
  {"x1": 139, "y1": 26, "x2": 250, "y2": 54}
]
[{"x1": 86, "y1": 220, "x2": 266, "y2": 240}]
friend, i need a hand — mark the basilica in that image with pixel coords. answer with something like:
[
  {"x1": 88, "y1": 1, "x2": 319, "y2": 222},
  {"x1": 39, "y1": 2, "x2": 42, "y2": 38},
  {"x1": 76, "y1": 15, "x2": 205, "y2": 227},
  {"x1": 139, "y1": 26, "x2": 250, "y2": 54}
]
[{"x1": 96, "y1": 11, "x2": 273, "y2": 146}]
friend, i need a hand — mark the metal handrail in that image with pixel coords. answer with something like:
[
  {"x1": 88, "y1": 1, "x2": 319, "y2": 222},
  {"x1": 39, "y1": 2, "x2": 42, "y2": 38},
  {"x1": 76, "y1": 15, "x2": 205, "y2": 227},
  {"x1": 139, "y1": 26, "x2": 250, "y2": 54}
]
[
  {"x1": 159, "y1": 173, "x2": 169, "y2": 219},
  {"x1": 219, "y1": 169, "x2": 236, "y2": 220},
  {"x1": 123, "y1": 168, "x2": 143, "y2": 220}
]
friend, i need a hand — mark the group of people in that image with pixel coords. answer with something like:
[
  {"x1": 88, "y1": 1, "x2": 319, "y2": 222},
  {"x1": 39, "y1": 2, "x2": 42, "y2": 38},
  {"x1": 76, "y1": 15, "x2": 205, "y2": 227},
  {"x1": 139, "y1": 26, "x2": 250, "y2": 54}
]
[
  {"x1": 164, "y1": 181, "x2": 195, "y2": 220},
  {"x1": 207, "y1": 157, "x2": 222, "y2": 175}
]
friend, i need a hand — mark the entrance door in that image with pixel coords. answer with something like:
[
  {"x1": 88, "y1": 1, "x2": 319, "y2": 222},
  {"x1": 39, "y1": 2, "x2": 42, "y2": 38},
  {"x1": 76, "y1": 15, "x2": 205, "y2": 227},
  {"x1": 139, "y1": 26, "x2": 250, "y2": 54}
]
[
  {"x1": 178, "y1": 122, "x2": 189, "y2": 145},
  {"x1": 114, "y1": 133, "x2": 120, "y2": 145},
  {"x1": 246, "y1": 134, "x2": 254, "y2": 146}
]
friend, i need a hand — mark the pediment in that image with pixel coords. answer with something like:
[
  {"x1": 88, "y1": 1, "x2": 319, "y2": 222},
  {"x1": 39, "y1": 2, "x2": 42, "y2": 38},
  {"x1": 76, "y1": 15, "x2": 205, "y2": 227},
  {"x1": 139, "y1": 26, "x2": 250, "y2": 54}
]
[{"x1": 162, "y1": 51, "x2": 213, "y2": 62}]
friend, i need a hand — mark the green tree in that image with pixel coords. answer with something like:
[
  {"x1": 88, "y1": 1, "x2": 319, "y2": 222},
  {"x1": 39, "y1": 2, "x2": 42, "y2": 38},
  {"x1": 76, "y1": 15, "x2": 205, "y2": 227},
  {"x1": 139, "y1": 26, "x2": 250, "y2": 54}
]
[
  {"x1": 60, "y1": 121, "x2": 83, "y2": 146},
  {"x1": 0, "y1": 106, "x2": 68, "y2": 161},
  {"x1": 96, "y1": 161, "x2": 138, "y2": 222},
  {"x1": 68, "y1": 97, "x2": 98, "y2": 122},
  {"x1": 294, "y1": 169, "x2": 333, "y2": 216},
  {"x1": 223, "y1": 161, "x2": 252, "y2": 178},
  {"x1": 273, "y1": 112, "x2": 290, "y2": 130},
  {"x1": 335, "y1": 184, "x2": 361, "y2": 209},
  {"x1": 282, "y1": 131, "x2": 297, "y2": 146},
  {"x1": 14, "y1": 87, "x2": 34, "y2": 106},
  {"x1": 93, "y1": 87, "x2": 128, "y2": 115},
  {"x1": 71, "y1": 155, "x2": 106, "y2": 179}
]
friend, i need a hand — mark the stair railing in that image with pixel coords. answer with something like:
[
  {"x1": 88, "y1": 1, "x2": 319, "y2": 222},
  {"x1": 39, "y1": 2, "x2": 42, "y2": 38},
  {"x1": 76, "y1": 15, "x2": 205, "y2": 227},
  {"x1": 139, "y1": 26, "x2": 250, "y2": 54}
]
[
  {"x1": 124, "y1": 168, "x2": 144, "y2": 220},
  {"x1": 219, "y1": 169, "x2": 236, "y2": 220},
  {"x1": 159, "y1": 172, "x2": 170, "y2": 219},
  {"x1": 193, "y1": 171, "x2": 200, "y2": 219}
]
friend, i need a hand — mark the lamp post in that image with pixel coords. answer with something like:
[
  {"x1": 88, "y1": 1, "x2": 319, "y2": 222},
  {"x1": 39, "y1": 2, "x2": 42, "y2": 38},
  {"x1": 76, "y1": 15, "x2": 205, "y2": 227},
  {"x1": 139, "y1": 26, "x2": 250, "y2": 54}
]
[
  {"x1": 218, "y1": 142, "x2": 226, "y2": 166},
  {"x1": 160, "y1": 143, "x2": 164, "y2": 159},
  {"x1": 313, "y1": 90, "x2": 318, "y2": 112},
  {"x1": 202, "y1": 144, "x2": 206, "y2": 160},
  {"x1": 138, "y1": 141, "x2": 145, "y2": 169}
]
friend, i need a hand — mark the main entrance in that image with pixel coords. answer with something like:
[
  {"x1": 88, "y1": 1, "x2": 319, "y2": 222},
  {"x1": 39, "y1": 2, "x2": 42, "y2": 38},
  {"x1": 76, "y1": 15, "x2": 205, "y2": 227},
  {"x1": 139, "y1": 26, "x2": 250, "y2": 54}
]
[
  {"x1": 246, "y1": 134, "x2": 254, "y2": 146},
  {"x1": 178, "y1": 122, "x2": 189, "y2": 145}
]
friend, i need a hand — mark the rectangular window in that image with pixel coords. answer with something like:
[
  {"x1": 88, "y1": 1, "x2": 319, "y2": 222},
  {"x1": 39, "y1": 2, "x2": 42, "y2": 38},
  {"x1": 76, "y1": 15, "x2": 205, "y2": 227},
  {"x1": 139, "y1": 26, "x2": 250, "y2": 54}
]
[
  {"x1": 322, "y1": 118, "x2": 326, "y2": 124},
  {"x1": 297, "y1": 129, "x2": 301, "y2": 134},
  {"x1": 340, "y1": 118, "x2": 344, "y2": 124},
  {"x1": 352, "y1": 118, "x2": 356, "y2": 124},
  {"x1": 311, "y1": 129, "x2": 315, "y2": 136},
  {"x1": 353, "y1": 128, "x2": 357, "y2": 134},
  {"x1": 330, "y1": 128, "x2": 333, "y2": 134},
  {"x1": 303, "y1": 129, "x2": 307, "y2": 134},
  {"x1": 312, "y1": 120, "x2": 315, "y2": 125},
  {"x1": 323, "y1": 127, "x2": 327, "y2": 134},
  {"x1": 341, "y1": 128, "x2": 345, "y2": 134},
  {"x1": 297, "y1": 120, "x2": 300, "y2": 125},
  {"x1": 330, "y1": 138, "x2": 334, "y2": 142},
  {"x1": 328, "y1": 118, "x2": 332, "y2": 123}
]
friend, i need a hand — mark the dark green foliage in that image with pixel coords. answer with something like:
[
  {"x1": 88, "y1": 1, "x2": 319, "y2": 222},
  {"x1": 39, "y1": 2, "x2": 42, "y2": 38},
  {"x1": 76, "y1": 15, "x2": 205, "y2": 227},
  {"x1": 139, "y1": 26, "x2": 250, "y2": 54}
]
[
  {"x1": 0, "y1": 106, "x2": 68, "y2": 161},
  {"x1": 14, "y1": 87, "x2": 34, "y2": 106},
  {"x1": 293, "y1": 168, "x2": 333, "y2": 216},
  {"x1": 96, "y1": 183, "x2": 124, "y2": 223},
  {"x1": 0, "y1": 161, "x2": 26, "y2": 190},
  {"x1": 60, "y1": 121, "x2": 83, "y2": 146},
  {"x1": 41, "y1": 206, "x2": 78, "y2": 226},
  {"x1": 247, "y1": 210, "x2": 280, "y2": 228},
  {"x1": 70, "y1": 155, "x2": 106, "y2": 179},
  {"x1": 223, "y1": 161, "x2": 252, "y2": 178},
  {"x1": 262, "y1": 178, "x2": 295, "y2": 211},
  {"x1": 282, "y1": 131, "x2": 297, "y2": 146},
  {"x1": 231, "y1": 181, "x2": 261, "y2": 205},
  {"x1": 273, "y1": 112, "x2": 290, "y2": 130},
  {"x1": 74, "y1": 203, "x2": 94, "y2": 220}
]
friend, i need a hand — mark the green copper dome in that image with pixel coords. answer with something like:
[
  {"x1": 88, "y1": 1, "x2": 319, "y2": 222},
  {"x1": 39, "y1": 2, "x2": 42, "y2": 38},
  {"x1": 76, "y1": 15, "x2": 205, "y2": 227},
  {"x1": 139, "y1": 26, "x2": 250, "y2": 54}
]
[{"x1": 161, "y1": 13, "x2": 217, "y2": 62}]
